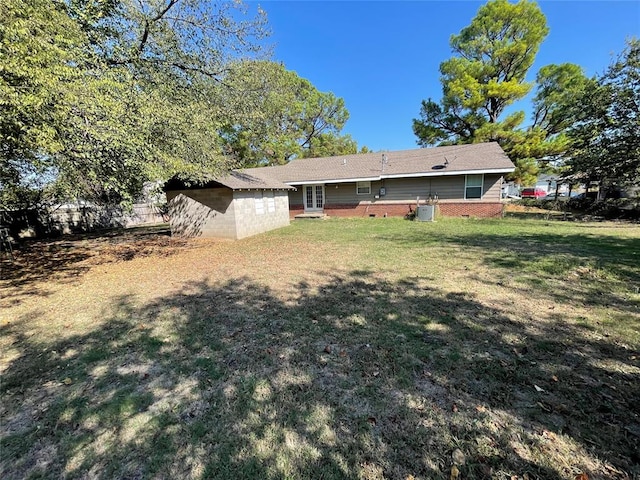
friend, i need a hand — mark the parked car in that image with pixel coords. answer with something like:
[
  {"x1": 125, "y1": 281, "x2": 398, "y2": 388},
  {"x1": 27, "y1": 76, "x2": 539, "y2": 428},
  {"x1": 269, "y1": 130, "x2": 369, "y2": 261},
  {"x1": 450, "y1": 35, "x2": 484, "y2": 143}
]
[
  {"x1": 541, "y1": 192, "x2": 568, "y2": 201},
  {"x1": 520, "y1": 187, "x2": 547, "y2": 199}
]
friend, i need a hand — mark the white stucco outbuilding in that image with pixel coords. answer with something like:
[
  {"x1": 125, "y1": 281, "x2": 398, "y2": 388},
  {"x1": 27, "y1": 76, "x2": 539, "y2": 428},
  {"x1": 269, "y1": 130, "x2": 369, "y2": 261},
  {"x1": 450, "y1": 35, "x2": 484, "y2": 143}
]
[{"x1": 164, "y1": 172, "x2": 294, "y2": 240}]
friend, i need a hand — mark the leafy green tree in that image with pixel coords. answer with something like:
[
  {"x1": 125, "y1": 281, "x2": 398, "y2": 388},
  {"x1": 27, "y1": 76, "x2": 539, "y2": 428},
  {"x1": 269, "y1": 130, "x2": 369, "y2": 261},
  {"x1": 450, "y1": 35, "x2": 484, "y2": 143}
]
[
  {"x1": 413, "y1": 0, "x2": 548, "y2": 143},
  {"x1": 219, "y1": 61, "x2": 350, "y2": 166},
  {"x1": 565, "y1": 39, "x2": 640, "y2": 192},
  {"x1": 514, "y1": 63, "x2": 592, "y2": 184},
  {"x1": 413, "y1": 0, "x2": 552, "y2": 185},
  {"x1": 0, "y1": 0, "x2": 81, "y2": 206},
  {"x1": 532, "y1": 63, "x2": 593, "y2": 137},
  {"x1": 1, "y1": 0, "x2": 268, "y2": 208},
  {"x1": 304, "y1": 133, "x2": 358, "y2": 158}
]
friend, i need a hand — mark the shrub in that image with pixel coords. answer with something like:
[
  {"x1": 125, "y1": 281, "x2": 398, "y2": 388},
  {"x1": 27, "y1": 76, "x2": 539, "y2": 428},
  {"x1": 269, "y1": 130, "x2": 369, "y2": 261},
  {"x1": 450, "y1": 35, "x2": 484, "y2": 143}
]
[{"x1": 568, "y1": 197, "x2": 640, "y2": 220}]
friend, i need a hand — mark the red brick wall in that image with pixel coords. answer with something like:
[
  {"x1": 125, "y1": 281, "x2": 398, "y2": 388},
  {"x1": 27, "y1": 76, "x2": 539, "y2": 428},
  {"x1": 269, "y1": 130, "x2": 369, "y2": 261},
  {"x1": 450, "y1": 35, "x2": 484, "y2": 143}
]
[
  {"x1": 438, "y1": 202, "x2": 504, "y2": 218},
  {"x1": 290, "y1": 202, "x2": 504, "y2": 218},
  {"x1": 289, "y1": 204, "x2": 305, "y2": 217},
  {"x1": 324, "y1": 203, "x2": 413, "y2": 218}
]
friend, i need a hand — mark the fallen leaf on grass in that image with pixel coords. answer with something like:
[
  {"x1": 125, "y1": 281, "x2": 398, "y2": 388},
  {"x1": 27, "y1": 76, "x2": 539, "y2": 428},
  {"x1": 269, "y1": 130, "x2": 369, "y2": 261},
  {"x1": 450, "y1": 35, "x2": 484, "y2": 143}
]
[
  {"x1": 63, "y1": 377, "x2": 73, "y2": 385},
  {"x1": 534, "y1": 384, "x2": 545, "y2": 392},
  {"x1": 536, "y1": 401, "x2": 552, "y2": 412},
  {"x1": 452, "y1": 448, "x2": 466, "y2": 465},
  {"x1": 450, "y1": 465, "x2": 459, "y2": 480},
  {"x1": 575, "y1": 474, "x2": 589, "y2": 480},
  {"x1": 551, "y1": 375, "x2": 558, "y2": 382},
  {"x1": 452, "y1": 403, "x2": 458, "y2": 413},
  {"x1": 541, "y1": 429, "x2": 556, "y2": 440}
]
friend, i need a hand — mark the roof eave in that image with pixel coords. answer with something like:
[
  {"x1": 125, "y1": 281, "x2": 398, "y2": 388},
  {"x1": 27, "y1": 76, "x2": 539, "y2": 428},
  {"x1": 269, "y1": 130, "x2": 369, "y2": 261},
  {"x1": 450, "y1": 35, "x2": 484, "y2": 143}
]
[
  {"x1": 230, "y1": 186, "x2": 295, "y2": 191},
  {"x1": 284, "y1": 168, "x2": 515, "y2": 185},
  {"x1": 381, "y1": 168, "x2": 515, "y2": 179}
]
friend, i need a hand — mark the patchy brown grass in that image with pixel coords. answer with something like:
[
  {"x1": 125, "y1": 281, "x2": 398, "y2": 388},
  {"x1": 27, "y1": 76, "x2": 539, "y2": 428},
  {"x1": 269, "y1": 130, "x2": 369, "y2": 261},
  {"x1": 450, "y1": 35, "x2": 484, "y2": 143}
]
[{"x1": 1, "y1": 217, "x2": 638, "y2": 480}]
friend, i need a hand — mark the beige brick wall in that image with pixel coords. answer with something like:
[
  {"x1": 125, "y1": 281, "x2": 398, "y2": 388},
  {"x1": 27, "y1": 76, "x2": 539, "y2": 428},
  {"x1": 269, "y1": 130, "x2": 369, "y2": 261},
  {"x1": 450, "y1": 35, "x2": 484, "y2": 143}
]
[
  {"x1": 234, "y1": 190, "x2": 291, "y2": 239},
  {"x1": 166, "y1": 189, "x2": 238, "y2": 239},
  {"x1": 166, "y1": 188, "x2": 291, "y2": 240}
]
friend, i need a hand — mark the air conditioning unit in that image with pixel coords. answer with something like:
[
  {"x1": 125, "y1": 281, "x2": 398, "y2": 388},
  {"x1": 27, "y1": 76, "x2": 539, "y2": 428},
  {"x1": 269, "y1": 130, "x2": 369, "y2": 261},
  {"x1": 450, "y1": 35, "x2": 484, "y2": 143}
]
[{"x1": 416, "y1": 205, "x2": 435, "y2": 222}]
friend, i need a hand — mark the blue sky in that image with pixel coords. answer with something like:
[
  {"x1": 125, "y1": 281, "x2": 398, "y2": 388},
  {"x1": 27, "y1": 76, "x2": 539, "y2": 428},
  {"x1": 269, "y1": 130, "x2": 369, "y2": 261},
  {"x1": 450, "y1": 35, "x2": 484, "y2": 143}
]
[{"x1": 248, "y1": 0, "x2": 639, "y2": 152}]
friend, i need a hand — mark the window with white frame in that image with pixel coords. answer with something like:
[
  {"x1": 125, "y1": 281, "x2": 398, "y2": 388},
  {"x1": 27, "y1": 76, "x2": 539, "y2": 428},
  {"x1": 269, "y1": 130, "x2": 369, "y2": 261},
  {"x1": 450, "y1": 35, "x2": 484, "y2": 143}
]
[
  {"x1": 465, "y1": 174, "x2": 483, "y2": 199},
  {"x1": 266, "y1": 191, "x2": 276, "y2": 213},
  {"x1": 356, "y1": 181, "x2": 371, "y2": 195},
  {"x1": 254, "y1": 191, "x2": 265, "y2": 214}
]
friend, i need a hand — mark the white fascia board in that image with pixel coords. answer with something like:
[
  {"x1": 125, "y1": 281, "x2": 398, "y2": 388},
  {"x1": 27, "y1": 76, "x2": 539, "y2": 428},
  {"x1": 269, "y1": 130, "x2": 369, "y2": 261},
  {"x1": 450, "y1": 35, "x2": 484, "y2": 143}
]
[
  {"x1": 380, "y1": 168, "x2": 515, "y2": 179},
  {"x1": 285, "y1": 177, "x2": 380, "y2": 185},
  {"x1": 284, "y1": 168, "x2": 514, "y2": 185}
]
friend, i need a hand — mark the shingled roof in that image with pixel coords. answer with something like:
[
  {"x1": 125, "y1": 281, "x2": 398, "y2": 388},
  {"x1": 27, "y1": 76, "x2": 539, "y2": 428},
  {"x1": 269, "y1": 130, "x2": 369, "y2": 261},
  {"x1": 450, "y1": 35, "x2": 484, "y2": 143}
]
[
  {"x1": 242, "y1": 142, "x2": 514, "y2": 185},
  {"x1": 164, "y1": 170, "x2": 294, "y2": 191}
]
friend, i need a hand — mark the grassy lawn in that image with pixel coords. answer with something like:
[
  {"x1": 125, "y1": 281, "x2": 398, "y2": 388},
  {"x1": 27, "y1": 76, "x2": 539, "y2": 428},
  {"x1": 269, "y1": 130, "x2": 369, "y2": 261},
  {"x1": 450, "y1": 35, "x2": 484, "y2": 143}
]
[{"x1": 1, "y1": 217, "x2": 639, "y2": 479}]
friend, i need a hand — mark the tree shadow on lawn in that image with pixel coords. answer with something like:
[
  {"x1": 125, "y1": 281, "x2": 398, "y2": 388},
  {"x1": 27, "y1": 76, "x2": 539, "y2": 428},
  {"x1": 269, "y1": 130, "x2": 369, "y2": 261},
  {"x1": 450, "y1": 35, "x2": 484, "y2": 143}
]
[
  {"x1": 1, "y1": 272, "x2": 638, "y2": 479},
  {"x1": 461, "y1": 231, "x2": 640, "y2": 321},
  {"x1": 380, "y1": 227, "x2": 640, "y2": 316}
]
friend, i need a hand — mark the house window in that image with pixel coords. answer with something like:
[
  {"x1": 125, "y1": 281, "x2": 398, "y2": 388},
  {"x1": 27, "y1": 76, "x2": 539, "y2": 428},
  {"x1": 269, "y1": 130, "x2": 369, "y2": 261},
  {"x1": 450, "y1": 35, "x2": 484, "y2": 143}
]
[
  {"x1": 356, "y1": 181, "x2": 371, "y2": 195},
  {"x1": 266, "y1": 191, "x2": 276, "y2": 213},
  {"x1": 254, "y1": 191, "x2": 265, "y2": 214},
  {"x1": 465, "y1": 174, "x2": 484, "y2": 199}
]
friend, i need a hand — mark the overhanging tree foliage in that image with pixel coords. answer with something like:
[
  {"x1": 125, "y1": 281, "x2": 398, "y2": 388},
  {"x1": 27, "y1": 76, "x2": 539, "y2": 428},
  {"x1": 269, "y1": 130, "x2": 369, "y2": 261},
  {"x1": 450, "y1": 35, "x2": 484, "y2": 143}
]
[
  {"x1": 565, "y1": 39, "x2": 640, "y2": 192},
  {"x1": 0, "y1": 0, "x2": 80, "y2": 208},
  {"x1": 1, "y1": 0, "x2": 269, "y2": 208}
]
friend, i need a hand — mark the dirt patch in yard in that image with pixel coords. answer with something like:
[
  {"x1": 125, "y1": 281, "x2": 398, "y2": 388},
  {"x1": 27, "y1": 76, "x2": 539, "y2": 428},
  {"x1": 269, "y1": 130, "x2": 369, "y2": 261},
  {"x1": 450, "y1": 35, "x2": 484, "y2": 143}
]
[{"x1": 0, "y1": 226, "x2": 204, "y2": 306}]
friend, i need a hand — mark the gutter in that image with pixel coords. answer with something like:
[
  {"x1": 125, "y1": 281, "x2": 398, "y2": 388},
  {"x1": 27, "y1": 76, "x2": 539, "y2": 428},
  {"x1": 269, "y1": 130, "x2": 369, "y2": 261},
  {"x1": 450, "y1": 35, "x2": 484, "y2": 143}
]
[{"x1": 284, "y1": 168, "x2": 515, "y2": 185}]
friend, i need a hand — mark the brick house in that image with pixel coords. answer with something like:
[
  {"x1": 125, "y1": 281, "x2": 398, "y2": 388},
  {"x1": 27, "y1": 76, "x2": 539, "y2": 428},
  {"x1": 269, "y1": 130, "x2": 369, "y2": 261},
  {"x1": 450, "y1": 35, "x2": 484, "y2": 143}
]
[
  {"x1": 243, "y1": 142, "x2": 515, "y2": 218},
  {"x1": 164, "y1": 171, "x2": 293, "y2": 239}
]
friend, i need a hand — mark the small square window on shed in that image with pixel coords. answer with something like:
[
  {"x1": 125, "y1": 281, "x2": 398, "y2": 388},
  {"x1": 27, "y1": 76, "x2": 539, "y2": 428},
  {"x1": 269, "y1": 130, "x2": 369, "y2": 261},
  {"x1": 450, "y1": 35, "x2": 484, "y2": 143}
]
[
  {"x1": 465, "y1": 174, "x2": 484, "y2": 199},
  {"x1": 255, "y1": 191, "x2": 265, "y2": 214},
  {"x1": 266, "y1": 191, "x2": 276, "y2": 213},
  {"x1": 356, "y1": 181, "x2": 371, "y2": 195}
]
